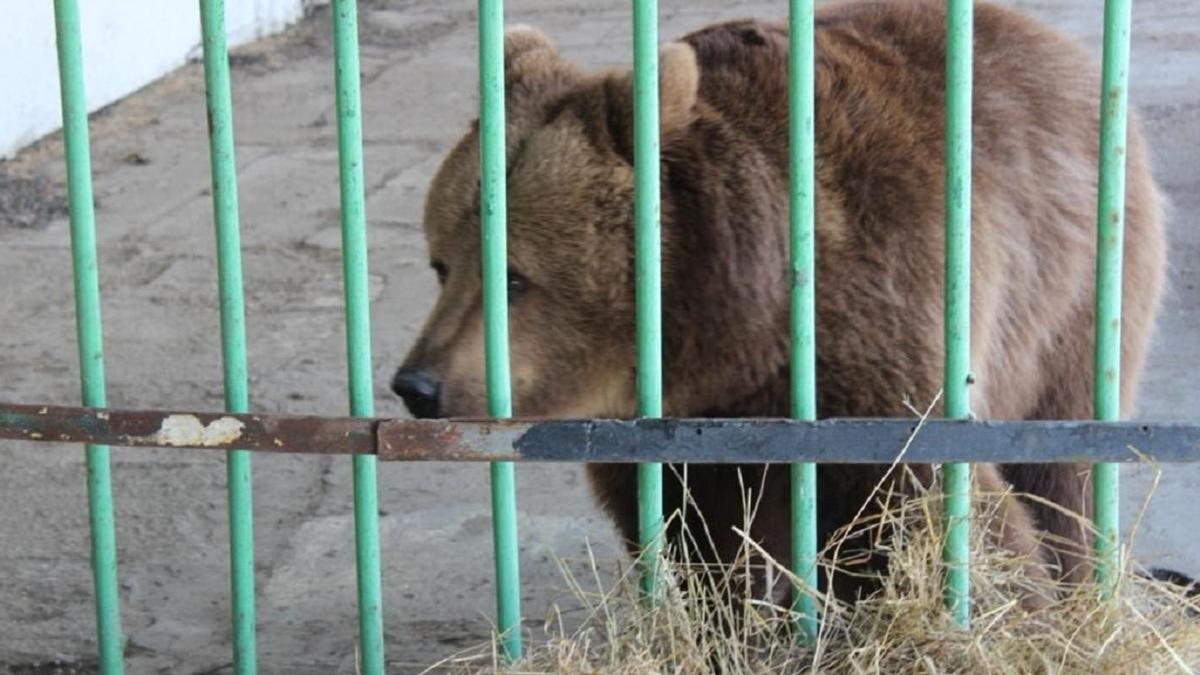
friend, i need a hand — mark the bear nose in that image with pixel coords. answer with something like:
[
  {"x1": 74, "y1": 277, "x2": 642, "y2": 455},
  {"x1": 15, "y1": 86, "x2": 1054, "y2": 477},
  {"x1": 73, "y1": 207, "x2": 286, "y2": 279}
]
[{"x1": 391, "y1": 369, "x2": 442, "y2": 419}]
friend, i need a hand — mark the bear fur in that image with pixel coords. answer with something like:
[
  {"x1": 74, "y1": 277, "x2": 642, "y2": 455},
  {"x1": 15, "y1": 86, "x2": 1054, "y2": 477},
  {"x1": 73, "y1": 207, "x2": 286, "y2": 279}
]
[{"x1": 395, "y1": 0, "x2": 1166, "y2": 605}]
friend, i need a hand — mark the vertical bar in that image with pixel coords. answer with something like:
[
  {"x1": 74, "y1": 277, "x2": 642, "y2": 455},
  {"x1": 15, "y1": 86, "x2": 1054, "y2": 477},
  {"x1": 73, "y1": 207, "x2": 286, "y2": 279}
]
[
  {"x1": 788, "y1": 0, "x2": 819, "y2": 644},
  {"x1": 942, "y1": 0, "x2": 973, "y2": 628},
  {"x1": 330, "y1": 2, "x2": 385, "y2": 672},
  {"x1": 51, "y1": 2, "x2": 125, "y2": 673},
  {"x1": 478, "y1": 0, "x2": 523, "y2": 660},
  {"x1": 198, "y1": 1, "x2": 256, "y2": 672},
  {"x1": 632, "y1": 0, "x2": 664, "y2": 600},
  {"x1": 1093, "y1": 0, "x2": 1133, "y2": 594}
]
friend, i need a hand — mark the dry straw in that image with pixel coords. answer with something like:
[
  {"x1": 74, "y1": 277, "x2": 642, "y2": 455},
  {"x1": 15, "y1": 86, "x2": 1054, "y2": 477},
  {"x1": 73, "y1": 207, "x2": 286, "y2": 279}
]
[{"x1": 424, "y1": 423, "x2": 1198, "y2": 674}]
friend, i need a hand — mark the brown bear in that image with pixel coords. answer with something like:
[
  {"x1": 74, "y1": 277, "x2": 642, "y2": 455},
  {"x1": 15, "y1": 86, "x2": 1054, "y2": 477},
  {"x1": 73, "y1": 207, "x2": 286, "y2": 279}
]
[{"x1": 392, "y1": 0, "x2": 1167, "y2": 605}]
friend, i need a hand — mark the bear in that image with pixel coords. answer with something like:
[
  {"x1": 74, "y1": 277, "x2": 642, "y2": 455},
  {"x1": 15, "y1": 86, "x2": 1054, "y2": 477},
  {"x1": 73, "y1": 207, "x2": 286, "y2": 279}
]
[{"x1": 391, "y1": 0, "x2": 1167, "y2": 607}]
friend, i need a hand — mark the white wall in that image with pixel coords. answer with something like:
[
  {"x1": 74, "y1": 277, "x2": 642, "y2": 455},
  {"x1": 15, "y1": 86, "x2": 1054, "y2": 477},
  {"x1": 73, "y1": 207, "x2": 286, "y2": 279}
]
[{"x1": 0, "y1": 1, "x2": 309, "y2": 159}]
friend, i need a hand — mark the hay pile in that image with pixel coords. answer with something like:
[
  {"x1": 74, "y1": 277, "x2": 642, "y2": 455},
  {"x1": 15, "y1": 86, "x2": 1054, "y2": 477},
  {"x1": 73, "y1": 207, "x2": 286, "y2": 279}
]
[{"x1": 433, "y1": 469, "x2": 1199, "y2": 674}]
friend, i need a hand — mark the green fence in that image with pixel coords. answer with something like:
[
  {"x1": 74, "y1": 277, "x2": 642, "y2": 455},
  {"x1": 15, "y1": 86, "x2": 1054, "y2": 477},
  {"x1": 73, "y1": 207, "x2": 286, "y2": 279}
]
[
  {"x1": 0, "y1": 0, "x2": 1174, "y2": 671},
  {"x1": 478, "y1": 0, "x2": 523, "y2": 660},
  {"x1": 942, "y1": 0, "x2": 974, "y2": 626},
  {"x1": 788, "y1": 0, "x2": 819, "y2": 643}
]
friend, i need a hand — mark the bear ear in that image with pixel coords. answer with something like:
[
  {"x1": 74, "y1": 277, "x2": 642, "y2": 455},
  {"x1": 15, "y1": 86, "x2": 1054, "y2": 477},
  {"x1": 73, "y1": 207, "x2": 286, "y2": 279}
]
[
  {"x1": 504, "y1": 25, "x2": 561, "y2": 91},
  {"x1": 605, "y1": 41, "x2": 700, "y2": 160},
  {"x1": 658, "y1": 42, "x2": 700, "y2": 133}
]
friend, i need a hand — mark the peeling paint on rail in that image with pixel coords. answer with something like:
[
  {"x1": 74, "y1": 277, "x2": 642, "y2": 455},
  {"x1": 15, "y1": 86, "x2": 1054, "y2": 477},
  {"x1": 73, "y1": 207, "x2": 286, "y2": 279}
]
[
  {"x1": 0, "y1": 402, "x2": 375, "y2": 455},
  {"x1": 153, "y1": 414, "x2": 245, "y2": 447}
]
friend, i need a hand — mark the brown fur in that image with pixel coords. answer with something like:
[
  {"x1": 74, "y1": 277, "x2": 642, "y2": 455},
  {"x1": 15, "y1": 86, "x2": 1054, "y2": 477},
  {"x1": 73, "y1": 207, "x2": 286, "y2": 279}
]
[{"x1": 396, "y1": 0, "x2": 1166, "y2": 606}]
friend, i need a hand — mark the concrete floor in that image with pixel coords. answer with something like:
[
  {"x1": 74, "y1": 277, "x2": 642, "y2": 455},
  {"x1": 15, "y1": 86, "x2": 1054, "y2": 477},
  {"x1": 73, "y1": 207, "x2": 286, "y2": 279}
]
[{"x1": 0, "y1": 0, "x2": 1196, "y2": 672}]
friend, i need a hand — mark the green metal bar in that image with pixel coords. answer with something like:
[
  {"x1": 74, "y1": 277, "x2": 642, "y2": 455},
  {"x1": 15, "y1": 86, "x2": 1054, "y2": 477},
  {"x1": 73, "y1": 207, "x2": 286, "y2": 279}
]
[
  {"x1": 942, "y1": 0, "x2": 973, "y2": 628},
  {"x1": 788, "y1": 0, "x2": 819, "y2": 644},
  {"x1": 1093, "y1": 0, "x2": 1134, "y2": 594},
  {"x1": 198, "y1": 1, "x2": 256, "y2": 671},
  {"x1": 51, "y1": 2, "x2": 125, "y2": 673},
  {"x1": 330, "y1": 2, "x2": 385, "y2": 672},
  {"x1": 478, "y1": 0, "x2": 523, "y2": 660},
  {"x1": 632, "y1": 0, "x2": 664, "y2": 601}
]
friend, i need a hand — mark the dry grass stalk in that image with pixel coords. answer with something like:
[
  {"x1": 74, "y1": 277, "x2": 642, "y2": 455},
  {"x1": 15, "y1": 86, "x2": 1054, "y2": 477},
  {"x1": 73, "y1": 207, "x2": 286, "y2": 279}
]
[{"x1": 422, "y1": 457, "x2": 1197, "y2": 675}]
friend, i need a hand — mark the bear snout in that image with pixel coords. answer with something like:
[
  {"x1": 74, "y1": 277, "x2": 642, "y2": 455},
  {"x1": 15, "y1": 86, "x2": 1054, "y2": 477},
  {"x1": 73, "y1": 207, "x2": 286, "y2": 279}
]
[{"x1": 391, "y1": 368, "x2": 443, "y2": 419}]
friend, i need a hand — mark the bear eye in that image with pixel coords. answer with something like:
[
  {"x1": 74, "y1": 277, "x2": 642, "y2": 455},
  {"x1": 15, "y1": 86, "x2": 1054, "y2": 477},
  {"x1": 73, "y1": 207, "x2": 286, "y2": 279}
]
[
  {"x1": 431, "y1": 260, "x2": 448, "y2": 285},
  {"x1": 508, "y1": 270, "x2": 529, "y2": 302}
]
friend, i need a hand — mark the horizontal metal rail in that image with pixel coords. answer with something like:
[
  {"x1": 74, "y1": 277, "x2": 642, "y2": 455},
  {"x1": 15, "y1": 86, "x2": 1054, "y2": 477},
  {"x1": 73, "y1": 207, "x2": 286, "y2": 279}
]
[{"x1": 3, "y1": 402, "x2": 1199, "y2": 464}]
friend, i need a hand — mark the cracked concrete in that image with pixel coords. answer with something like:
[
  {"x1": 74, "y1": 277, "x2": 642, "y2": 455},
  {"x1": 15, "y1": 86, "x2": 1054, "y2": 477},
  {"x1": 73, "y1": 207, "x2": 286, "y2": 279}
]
[{"x1": 0, "y1": 0, "x2": 1197, "y2": 672}]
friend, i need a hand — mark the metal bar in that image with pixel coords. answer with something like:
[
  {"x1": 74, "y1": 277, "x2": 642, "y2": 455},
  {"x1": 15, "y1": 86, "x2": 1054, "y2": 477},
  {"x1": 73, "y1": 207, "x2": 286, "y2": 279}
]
[
  {"x1": 198, "y1": 2, "x2": 257, "y2": 671},
  {"x1": 477, "y1": 0, "x2": 523, "y2": 659},
  {"x1": 329, "y1": 1, "x2": 385, "y2": 671},
  {"x1": 1093, "y1": 0, "x2": 1134, "y2": 595},
  {"x1": 942, "y1": 0, "x2": 974, "y2": 628},
  {"x1": 1, "y1": 403, "x2": 375, "y2": 452},
  {"x1": 7, "y1": 404, "x2": 1200, "y2": 464},
  {"x1": 50, "y1": 2, "x2": 125, "y2": 672},
  {"x1": 788, "y1": 0, "x2": 819, "y2": 644},
  {"x1": 632, "y1": 0, "x2": 665, "y2": 602},
  {"x1": 378, "y1": 418, "x2": 1200, "y2": 464}
]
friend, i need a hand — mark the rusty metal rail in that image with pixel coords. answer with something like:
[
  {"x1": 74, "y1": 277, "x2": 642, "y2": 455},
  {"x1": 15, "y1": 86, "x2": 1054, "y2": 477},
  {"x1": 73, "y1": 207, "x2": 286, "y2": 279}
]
[{"x1": 3, "y1": 402, "x2": 1200, "y2": 464}]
